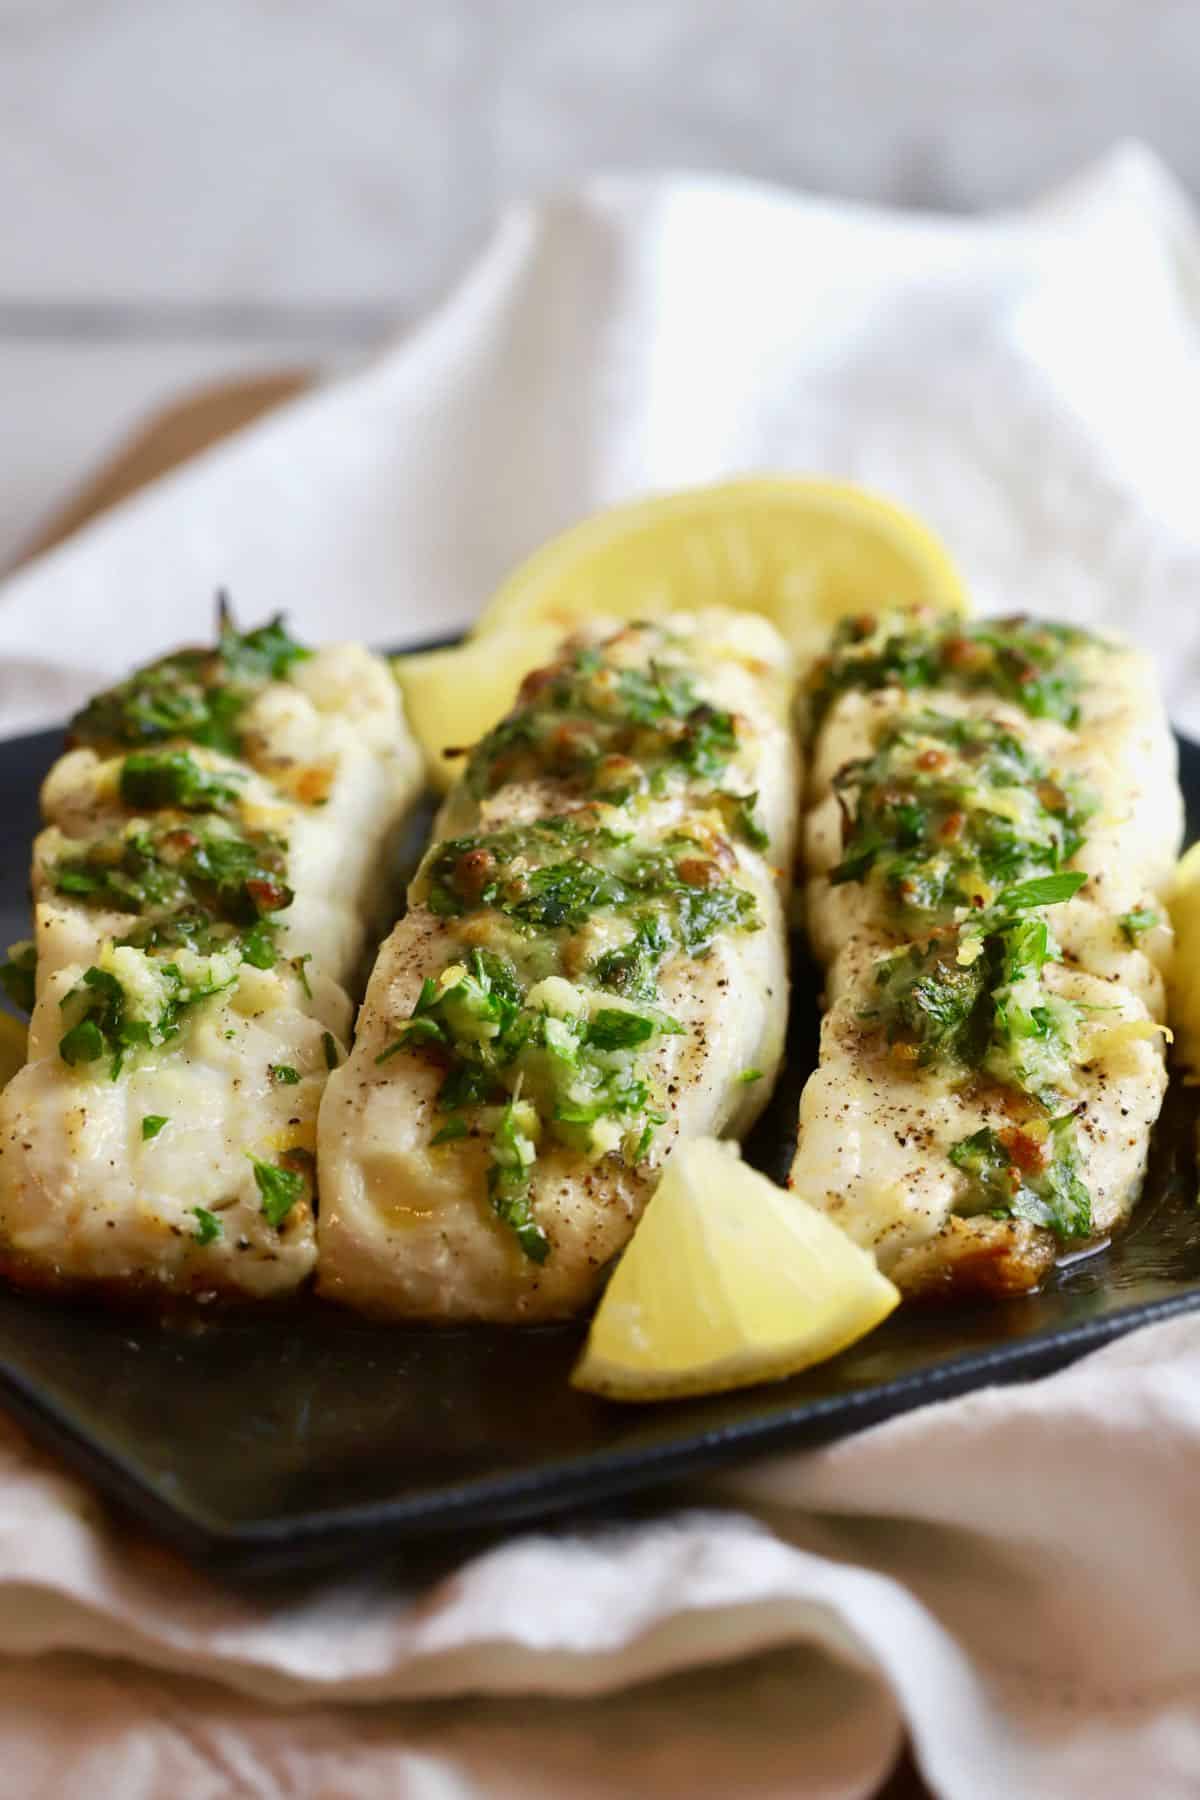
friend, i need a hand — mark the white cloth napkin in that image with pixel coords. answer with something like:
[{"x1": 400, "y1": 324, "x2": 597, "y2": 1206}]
[{"x1": 1, "y1": 141, "x2": 1199, "y2": 1798}]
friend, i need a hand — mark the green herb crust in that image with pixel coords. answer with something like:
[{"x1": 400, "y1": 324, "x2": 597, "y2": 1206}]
[
  {"x1": 118, "y1": 749, "x2": 244, "y2": 814},
  {"x1": 47, "y1": 616, "x2": 317, "y2": 1080},
  {"x1": 376, "y1": 949, "x2": 685, "y2": 1261},
  {"x1": 811, "y1": 612, "x2": 1098, "y2": 729},
  {"x1": 949, "y1": 1116, "x2": 1091, "y2": 1238},
  {"x1": 465, "y1": 636, "x2": 761, "y2": 830},
  {"x1": 424, "y1": 813, "x2": 760, "y2": 1003},
  {"x1": 68, "y1": 609, "x2": 310, "y2": 758},
  {"x1": 58, "y1": 952, "x2": 241, "y2": 1079},
  {"x1": 395, "y1": 817, "x2": 761, "y2": 1257},
  {"x1": 50, "y1": 812, "x2": 293, "y2": 972},
  {"x1": 831, "y1": 710, "x2": 1093, "y2": 926},
  {"x1": 863, "y1": 871, "x2": 1094, "y2": 1239},
  {"x1": 869, "y1": 873, "x2": 1086, "y2": 1080}
]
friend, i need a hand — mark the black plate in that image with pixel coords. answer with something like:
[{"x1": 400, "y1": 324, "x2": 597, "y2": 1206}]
[{"x1": 0, "y1": 717, "x2": 1196, "y2": 1579}]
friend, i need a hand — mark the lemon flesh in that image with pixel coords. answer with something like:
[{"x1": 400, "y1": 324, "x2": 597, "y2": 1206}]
[
  {"x1": 473, "y1": 477, "x2": 968, "y2": 660},
  {"x1": 392, "y1": 622, "x2": 564, "y2": 791},
  {"x1": 0, "y1": 1013, "x2": 26, "y2": 1090},
  {"x1": 1168, "y1": 841, "x2": 1200, "y2": 1077},
  {"x1": 571, "y1": 1138, "x2": 899, "y2": 1402}
]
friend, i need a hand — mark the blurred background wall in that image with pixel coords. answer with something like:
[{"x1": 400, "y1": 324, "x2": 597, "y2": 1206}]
[{"x1": 3, "y1": 0, "x2": 1196, "y2": 565}]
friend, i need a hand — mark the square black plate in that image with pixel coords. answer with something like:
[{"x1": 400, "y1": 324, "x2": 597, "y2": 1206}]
[{"x1": 0, "y1": 714, "x2": 1197, "y2": 1578}]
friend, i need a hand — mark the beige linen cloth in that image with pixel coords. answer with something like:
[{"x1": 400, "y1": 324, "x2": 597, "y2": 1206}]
[{"x1": 0, "y1": 144, "x2": 1199, "y2": 1797}]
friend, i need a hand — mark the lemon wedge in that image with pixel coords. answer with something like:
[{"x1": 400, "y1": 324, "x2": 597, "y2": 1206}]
[
  {"x1": 474, "y1": 477, "x2": 968, "y2": 657},
  {"x1": 0, "y1": 1013, "x2": 26, "y2": 1090},
  {"x1": 393, "y1": 622, "x2": 564, "y2": 791},
  {"x1": 397, "y1": 479, "x2": 967, "y2": 786},
  {"x1": 1168, "y1": 842, "x2": 1200, "y2": 1076},
  {"x1": 571, "y1": 1138, "x2": 899, "y2": 1402}
]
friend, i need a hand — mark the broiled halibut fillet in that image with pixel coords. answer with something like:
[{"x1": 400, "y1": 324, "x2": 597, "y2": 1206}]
[
  {"x1": 318, "y1": 612, "x2": 799, "y2": 1321},
  {"x1": 0, "y1": 617, "x2": 422, "y2": 1301},
  {"x1": 791, "y1": 612, "x2": 1178, "y2": 1299}
]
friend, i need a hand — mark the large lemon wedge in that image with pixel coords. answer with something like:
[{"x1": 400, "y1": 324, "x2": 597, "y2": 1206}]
[
  {"x1": 396, "y1": 478, "x2": 968, "y2": 788},
  {"x1": 474, "y1": 477, "x2": 967, "y2": 654},
  {"x1": 1168, "y1": 842, "x2": 1200, "y2": 1077},
  {"x1": 571, "y1": 1138, "x2": 899, "y2": 1402},
  {"x1": 0, "y1": 1013, "x2": 26, "y2": 1089}
]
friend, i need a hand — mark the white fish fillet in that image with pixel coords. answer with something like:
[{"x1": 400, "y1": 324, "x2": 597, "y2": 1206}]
[
  {"x1": 318, "y1": 611, "x2": 799, "y2": 1322},
  {"x1": 791, "y1": 617, "x2": 1180, "y2": 1298},
  {"x1": 0, "y1": 639, "x2": 423, "y2": 1301}
]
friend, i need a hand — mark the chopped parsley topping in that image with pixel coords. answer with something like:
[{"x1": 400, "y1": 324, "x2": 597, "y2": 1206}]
[
  {"x1": 141, "y1": 1114, "x2": 168, "y2": 1140},
  {"x1": 249, "y1": 1155, "x2": 305, "y2": 1228},
  {"x1": 426, "y1": 817, "x2": 633, "y2": 928},
  {"x1": 949, "y1": 1116, "x2": 1091, "y2": 1238},
  {"x1": 738, "y1": 1067, "x2": 763, "y2": 1084},
  {"x1": 589, "y1": 915, "x2": 672, "y2": 1003},
  {"x1": 863, "y1": 869, "x2": 1097, "y2": 1239},
  {"x1": 51, "y1": 817, "x2": 292, "y2": 970},
  {"x1": 489, "y1": 1099, "x2": 547, "y2": 1262},
  {"x1": 53, "y1": 614, "x2": 309, "y2": 1079},
  {"x1": 729, "y1": 792, "x2": 770, "y2": 851},
  {"x1": 866, "y1": 871, "x2": 1086, "y2": 1101},
  {"x1": 0, "y1": 941, "x2": 36, "y2": 1016},
  {"x1": 831, "y1": 711, "x2": 1093, "y2": 926},
  {"x1": 375, "y1": 949, "x2": 681, "y2": 1260},
  {"x1": 58, "y1": 953, "x2": 239, "y2": 1078},
  {"x1": 466, "y1": 637, "x2": 745, "y2": 801},
  {"x1": 270, "y1": 1064, "x2": 300, "y2": 1085},
  {"x1": 118, "y1": 750, "x2": 243, "y2": 814},
  {"x1": 1119, "y1": 907, "x2": 1159, "y2": 944},
  {"x1": 811, "y1": 613, "x2": 1097, "y2": 729},
  {"x1": 872, "y1": 936, "x2": 991, "y2": 1069},
  {"x1": 68, "y1": 606, "x2": 310, "y2": 758},
  {"x1": 399, "y1": 628, "x2": 781, "y2": 1262},
  {"x1": 322, "y1": 1031, "x2": 339, "y2": 1070},
  {"x1": 191, "y1": 1206, "x2": 222, "y2": 1245},
  {"x1": 423, "y1": 815, "x2": 761, "y2": 1005}
]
